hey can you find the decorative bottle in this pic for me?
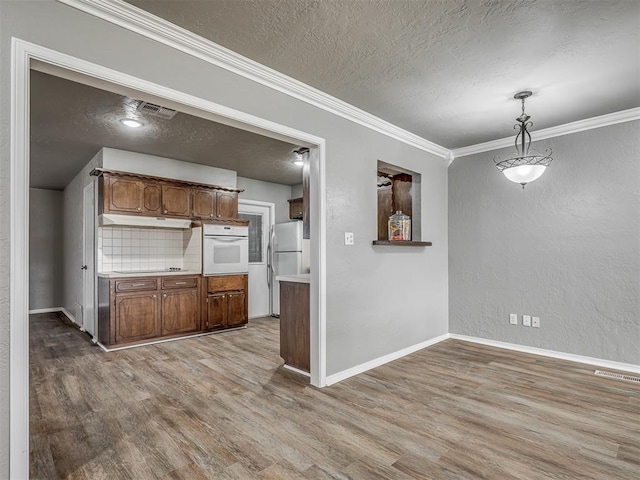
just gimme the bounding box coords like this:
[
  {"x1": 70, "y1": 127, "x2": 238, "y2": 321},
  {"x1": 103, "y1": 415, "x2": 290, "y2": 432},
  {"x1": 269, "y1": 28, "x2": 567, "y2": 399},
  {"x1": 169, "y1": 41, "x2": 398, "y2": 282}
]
[{"x1": 388, "y1": 210, "x2": 411, "y2": 241}]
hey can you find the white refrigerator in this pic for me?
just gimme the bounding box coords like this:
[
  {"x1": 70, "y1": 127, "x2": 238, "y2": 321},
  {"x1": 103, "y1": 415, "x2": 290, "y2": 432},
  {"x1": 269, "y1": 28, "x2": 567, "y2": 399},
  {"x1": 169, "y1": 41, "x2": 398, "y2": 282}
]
[{"x1": 271, "y1": 221, "x2": 307, "y2": 316}]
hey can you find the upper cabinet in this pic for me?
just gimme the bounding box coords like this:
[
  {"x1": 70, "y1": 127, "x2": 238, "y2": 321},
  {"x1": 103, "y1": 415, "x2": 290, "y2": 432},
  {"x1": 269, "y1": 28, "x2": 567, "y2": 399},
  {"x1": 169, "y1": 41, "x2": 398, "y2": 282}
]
[
  {"x1": 192, "y1": 188, "x2": 216, "y2": 219},
  {"x1": 192, "y1": 188, "x2": 238, "y2": 220},
  {"x1": 162, "y1": 185, "x2": 191, "y2": 218},
  {"x1": 104, "y1": 175, "x2": 163, "y2": 215},
  {"x1": 94, "y1": 169, "x2": 243, "y2": 221},
  {"x1": 288, "y1": 197, "x2": 303, "y2": 220}
]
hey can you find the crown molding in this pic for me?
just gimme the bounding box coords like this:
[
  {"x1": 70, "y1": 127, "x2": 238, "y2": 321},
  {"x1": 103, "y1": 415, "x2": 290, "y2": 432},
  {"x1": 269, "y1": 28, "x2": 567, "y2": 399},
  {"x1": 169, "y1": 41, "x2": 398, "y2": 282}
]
[
  {"x1": 57, "y1": 0, "x2": 450, "y2": 159},
  {"x1": 451, "y1": 107, "x2": 640, "y2": 160}
]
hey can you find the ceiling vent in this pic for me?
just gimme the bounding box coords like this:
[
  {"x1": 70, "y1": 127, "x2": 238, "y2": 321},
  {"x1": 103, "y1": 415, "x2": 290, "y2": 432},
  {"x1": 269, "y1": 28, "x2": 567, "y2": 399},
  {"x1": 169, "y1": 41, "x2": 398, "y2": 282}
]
[{"x1": 137, "y1": 101, "x2": 178, "y2": 119}]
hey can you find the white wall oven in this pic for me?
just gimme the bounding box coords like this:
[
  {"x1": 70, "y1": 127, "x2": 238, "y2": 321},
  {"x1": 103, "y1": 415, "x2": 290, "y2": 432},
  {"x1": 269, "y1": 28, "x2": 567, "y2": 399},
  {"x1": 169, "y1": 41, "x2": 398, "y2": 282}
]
[{"x1": 202, "y1": 224, "x2": 249, "y2": 275}]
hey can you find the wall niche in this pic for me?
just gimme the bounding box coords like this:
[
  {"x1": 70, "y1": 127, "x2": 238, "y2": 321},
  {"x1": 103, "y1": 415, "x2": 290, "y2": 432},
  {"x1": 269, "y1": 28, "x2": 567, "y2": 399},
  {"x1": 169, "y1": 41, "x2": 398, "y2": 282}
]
[{"x1": 376, "y1": 160, "x2": 427, "y2": 245}]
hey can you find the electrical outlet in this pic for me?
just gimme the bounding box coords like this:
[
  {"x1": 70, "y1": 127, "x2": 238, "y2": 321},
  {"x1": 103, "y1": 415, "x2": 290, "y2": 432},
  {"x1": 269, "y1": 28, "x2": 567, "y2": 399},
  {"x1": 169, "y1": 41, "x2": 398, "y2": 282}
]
[
  {"x1": 532, "y1": 316, "x2": 540, "y2": 328},
  {"x1": 509, "y1": 314, "x2": 518, "y2": 325},
  {"x1": 344, "y1": 232, "x2": 354, "y2": 245},
  {"x1": 523, "y1": 315, "x2": 531, "y2": 327}
]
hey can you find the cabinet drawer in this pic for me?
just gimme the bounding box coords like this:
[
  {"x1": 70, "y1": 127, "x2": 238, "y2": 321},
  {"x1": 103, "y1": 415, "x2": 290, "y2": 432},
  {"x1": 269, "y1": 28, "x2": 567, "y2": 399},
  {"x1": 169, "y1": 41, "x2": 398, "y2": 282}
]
[
  {"x1": 207, "y1": 274, "x2": 245, "y2": 292},
  {"x1": 162, "y1": 276, "x2": 199, "y2": 290},
  {"x1": 114, "y1": 279, "x2": 157, "y2": 292}
]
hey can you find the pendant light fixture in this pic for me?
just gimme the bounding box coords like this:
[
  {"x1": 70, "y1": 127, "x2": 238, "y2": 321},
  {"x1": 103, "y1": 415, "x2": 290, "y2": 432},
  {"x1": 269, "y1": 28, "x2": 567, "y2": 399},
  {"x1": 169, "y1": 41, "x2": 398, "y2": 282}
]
[{"x1": 495, "y1": 91, "x2": 552, "y2": 188}]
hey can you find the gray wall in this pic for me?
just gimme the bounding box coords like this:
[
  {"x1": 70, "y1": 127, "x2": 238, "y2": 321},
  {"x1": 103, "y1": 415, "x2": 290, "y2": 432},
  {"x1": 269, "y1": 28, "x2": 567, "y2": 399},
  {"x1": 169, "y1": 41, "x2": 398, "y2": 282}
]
[
  {"x1": 237, "y1": 176, "x2": 293, "y2": 224},
  {"x1": 449, "y1": 121, "x2": 640, "y2": 364},
  {"x1": 29, "y1": 188, "x2": 64, "y2": 310},
  {"x1": 0, "y1": 1, "x2": 449, "y2": 472}
]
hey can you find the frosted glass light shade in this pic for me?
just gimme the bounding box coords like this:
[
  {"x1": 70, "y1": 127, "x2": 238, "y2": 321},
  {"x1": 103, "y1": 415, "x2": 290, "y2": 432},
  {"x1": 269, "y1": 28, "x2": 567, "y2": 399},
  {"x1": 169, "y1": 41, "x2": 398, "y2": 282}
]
[{"x1": 503, "y1": 164, "x2": 546, "y2": 185}]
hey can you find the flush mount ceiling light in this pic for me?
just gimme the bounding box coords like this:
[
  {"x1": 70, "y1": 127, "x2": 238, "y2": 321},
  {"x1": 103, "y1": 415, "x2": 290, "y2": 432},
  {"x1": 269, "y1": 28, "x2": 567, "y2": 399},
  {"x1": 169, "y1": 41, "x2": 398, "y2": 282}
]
[
  {"x1": 293, "y1": 147, "x2": 309, "y2": 166},
  {"x1": 120, "y1": 118, "x2": 143, "y2": 128},
  {"x1": 495, "y1": 91, "x2": 553, "y2": 189}
]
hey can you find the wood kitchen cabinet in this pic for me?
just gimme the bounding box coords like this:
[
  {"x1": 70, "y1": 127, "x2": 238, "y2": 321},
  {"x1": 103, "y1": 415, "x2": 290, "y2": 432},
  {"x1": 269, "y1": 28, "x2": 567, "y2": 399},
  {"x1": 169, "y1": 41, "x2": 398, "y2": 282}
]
[
  {"x1": 204, "y1": 274, "x2": 248, "y2": 330},
  {"x1": 98, "y1": 275, "x2": 201, "y2": 347},
  {"x1": 279, "y1": 281, "x2": 310, "y2": 373},
  {"x1": 102, "y1": 175, "x2": 163, "y2": 215},
  {"x1": 94, "y1": 169, "x2": 243, "y2": 220},
  {"x1": 161, "y1": 185, "x2": 191, "y2": 217},
  {"x1": 114, "y1": 290, "x2": 161, "y2": 344},
  {"x1": 192, "y1": 188, "x2": 216, "y2": 219},
  {"x1": 288, "y1": 197, "x2": 303, "y2": 220},
  {"x1": 161, "y1": 276, "x2": 201, "y2": 335},
  {"x1": 215, "y1": 191, "x2": 238, "y2": 219}
]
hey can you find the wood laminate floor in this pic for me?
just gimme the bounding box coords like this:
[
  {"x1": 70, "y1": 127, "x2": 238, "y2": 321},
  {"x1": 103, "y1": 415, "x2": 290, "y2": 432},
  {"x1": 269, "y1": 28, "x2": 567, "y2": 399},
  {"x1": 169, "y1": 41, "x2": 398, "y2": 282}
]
[{"x1": 30, "y1": 312, "x2": 639, "y2": 479}]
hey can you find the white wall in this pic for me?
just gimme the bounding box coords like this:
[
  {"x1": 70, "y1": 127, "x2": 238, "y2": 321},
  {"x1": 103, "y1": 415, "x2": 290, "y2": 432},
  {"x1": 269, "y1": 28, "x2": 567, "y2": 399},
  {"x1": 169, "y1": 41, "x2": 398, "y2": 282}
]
[
  {"x1": 237, "y1": 176, "x2": 293, "y2": 224},
  {"x1": 0, "y1": 1, "x2": 449, "y2": 473},
  {"x1": 449, "y1": 121, "x2": 640, "y2": 364},
  {"x1": 29, "y1": 188, "x2": 63, "y2": 310},
  {"x1": 102, "y1": 147, "x2": 237, "y2": 187}
]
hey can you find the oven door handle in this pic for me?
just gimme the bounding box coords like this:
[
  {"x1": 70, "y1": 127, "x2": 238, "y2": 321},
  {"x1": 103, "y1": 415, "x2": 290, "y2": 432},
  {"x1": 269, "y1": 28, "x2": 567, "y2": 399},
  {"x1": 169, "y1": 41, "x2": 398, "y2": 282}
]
[{"x1": 205, "y1": 236, "x2": 246, "y2": 242}]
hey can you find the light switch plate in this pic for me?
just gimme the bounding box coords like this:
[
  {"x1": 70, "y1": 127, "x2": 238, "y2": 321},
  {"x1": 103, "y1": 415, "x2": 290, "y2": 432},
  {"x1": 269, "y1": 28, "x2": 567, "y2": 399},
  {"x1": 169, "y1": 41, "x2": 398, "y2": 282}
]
[
  {"x1": 532, "y1": 316, "x2": 540, "y2": 328},
  {"x1": 523, "y1": 315, "x2": 531, "y2": 327},
  {"x1": 509, "y1": 314, "x2": 518, "y2": 325},
  {"x1": 344, "y1": 232, "x2": 354, "y2": 245}
]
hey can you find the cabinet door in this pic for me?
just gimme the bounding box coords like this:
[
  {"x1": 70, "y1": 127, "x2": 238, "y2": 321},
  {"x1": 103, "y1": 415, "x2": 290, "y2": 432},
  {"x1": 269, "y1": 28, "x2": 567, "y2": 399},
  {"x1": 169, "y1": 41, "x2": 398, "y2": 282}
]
[
  {"x1": 161, "y1": 289, "x2": 200, "y2": 335},
  {"x1": 162, "y1": 185, "x2": 191, "y2": 217},
  {"x1": 226, "y1": 290, "x2": 247, "y2": 327},
  {"x1": 107, "y1": 177, "x2": 144, "y2": 214},
  {"x1": 288, "y1": 198, "x2": 303, "y2": 220},
  {"x1": 206, "y1": 292, "x2": 227, "y2": 330},
  {"x1": 192, "y1": 189, "x2": 216, "y2": 219},
  {"x1": 114, "y1": 292, "x2": 160, "y2": 343},
  {"x1": 216, "y1": 191, "x2": 238, "y2": 219},
  {"x1": 142, "y1": 183, "x2": 162, "y2": 215}
]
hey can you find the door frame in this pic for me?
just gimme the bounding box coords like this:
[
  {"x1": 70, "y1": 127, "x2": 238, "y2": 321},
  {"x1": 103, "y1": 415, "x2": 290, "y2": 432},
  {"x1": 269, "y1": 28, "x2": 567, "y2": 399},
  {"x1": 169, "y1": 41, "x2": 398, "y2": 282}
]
[
  {"x1": 10, "y1": 39, "x2": 327, "y2": 478},
  {"x1": 82, "y1": 181, "x2": 98, "y2": 340},
  {"x1": 238, "y1": 199, "x2": 276, "y2": 318}
]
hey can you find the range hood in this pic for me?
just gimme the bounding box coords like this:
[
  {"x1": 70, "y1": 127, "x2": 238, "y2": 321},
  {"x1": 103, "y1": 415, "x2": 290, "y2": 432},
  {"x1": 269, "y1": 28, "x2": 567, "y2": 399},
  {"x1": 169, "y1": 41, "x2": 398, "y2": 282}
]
[{"x1": 98, "y1": 214, "x2": 192, "y2": 229}]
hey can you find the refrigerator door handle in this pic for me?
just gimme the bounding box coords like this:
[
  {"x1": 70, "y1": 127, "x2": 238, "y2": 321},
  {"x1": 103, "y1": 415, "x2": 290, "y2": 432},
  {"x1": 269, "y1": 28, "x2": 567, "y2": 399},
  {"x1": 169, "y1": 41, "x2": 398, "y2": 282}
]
[{"x1": 266, "y1": 244, "x2": 271, "y2": 287}]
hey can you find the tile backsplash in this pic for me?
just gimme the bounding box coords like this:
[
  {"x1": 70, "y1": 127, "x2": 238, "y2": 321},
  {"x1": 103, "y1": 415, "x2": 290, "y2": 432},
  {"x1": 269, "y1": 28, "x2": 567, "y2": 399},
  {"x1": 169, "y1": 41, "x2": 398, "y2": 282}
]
[{"x1": 98, "y1": 227, "x2": 201, "y2": 273}]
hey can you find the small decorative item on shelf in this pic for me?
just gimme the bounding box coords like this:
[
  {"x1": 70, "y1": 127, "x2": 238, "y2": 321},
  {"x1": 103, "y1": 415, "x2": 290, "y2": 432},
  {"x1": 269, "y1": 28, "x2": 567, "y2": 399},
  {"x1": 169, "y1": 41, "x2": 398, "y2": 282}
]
[{"x1": 388, "y1": 210, "x2": 411, "y2": 241}]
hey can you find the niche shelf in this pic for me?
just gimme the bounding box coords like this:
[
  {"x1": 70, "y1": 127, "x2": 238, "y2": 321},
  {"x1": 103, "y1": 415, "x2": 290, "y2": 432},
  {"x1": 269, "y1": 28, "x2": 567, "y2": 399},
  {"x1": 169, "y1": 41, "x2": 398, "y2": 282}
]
[{"x1": 372, "y1": 240, "x2": 432, "y2": 247}]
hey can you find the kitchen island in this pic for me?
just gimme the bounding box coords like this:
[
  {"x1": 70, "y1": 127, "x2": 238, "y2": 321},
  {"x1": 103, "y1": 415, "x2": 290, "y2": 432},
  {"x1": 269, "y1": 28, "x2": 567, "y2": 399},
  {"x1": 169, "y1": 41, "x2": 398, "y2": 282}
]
[{"x1": 276, "y1": 274, "x2": 310, "y2": 375}]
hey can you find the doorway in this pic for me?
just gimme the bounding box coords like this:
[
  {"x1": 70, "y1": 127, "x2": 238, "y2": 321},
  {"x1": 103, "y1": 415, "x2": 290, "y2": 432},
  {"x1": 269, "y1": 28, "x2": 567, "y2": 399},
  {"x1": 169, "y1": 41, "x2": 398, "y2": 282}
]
[
  {"x1": 238, "y1": 200, "x2": 275, "y2": 318},
  {"x1": 11, "y1": 39, "x2": 327, "y2": 477}
]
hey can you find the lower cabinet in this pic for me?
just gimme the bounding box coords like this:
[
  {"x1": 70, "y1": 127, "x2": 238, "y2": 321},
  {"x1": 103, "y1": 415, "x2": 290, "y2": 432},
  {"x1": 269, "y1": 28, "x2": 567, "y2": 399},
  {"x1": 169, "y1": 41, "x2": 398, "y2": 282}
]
[
  {"x1": 161, "y1": 289, "x2": 200, "y2": 336},
  {"x1": 204, "y1": 274, "x2": 248, "y2": 330},
  {"x1": 99, "y1": 275, "x2": 200, "y2": 346},
  {"x1": 114, "y1": 291, "x2": 161, "y2": 344}
]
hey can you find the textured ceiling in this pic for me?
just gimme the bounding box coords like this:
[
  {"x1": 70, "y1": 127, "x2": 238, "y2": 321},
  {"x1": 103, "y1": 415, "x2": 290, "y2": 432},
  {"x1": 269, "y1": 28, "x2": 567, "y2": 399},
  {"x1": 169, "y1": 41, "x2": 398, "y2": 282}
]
[
  {"x1": 126, "y1": 0, "x2": 640, "y2": 149},
  {"x1": 30, "y1": 71, "x2": 301, "y2": 190}
]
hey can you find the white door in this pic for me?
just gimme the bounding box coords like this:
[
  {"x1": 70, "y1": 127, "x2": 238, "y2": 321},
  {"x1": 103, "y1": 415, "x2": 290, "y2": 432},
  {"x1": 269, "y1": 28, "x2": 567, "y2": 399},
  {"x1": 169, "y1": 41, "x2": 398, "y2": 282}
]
[
  {"x1": 82, "y1": 182, "x2": 96, "y2": 338},
  {"x1": 238, "y1": 200, "x2": 274, "y2": 318}
]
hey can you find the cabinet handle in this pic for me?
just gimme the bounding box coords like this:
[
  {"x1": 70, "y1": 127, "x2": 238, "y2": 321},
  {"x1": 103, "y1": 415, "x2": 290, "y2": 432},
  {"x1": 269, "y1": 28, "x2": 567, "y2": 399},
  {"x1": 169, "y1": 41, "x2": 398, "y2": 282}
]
[
  {"x1": 163, "y1": 294, "x2": 167, "y2": 298},
  {"x1": 174, "y1": 282, "x2": 187, "y2": 285},
  {"x1": 163, "y1": 210, "x2": 168, "y2": 214},
  {"x1": 136, "y1": 207, "x2": 141, "y2": 211},
  {"x1": 131, "y1": 283, "x2": 146, "y2": 286},
  {"x1": 152, "y1": 295, "x2": 157, "y2": 298}
]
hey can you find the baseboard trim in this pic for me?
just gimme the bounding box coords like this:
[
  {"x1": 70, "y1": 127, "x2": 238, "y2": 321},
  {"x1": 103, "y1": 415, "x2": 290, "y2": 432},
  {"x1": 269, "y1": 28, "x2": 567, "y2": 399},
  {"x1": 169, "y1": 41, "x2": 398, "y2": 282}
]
[
  {"x1": 449, "y1": 334, "x2": 640, "y2": 374},
  {"x1": 28, "y1": 306, "x2": 76, "y2": 324},
  {"x1": 28, "y1": 307, "x2": 63, "y2": 314},
  {"x1": 325, "y1": 333, "x2": 450, "y2": 386},
  {"x1": 282, "y1": 365, "x2": 311, "y2": 377}
]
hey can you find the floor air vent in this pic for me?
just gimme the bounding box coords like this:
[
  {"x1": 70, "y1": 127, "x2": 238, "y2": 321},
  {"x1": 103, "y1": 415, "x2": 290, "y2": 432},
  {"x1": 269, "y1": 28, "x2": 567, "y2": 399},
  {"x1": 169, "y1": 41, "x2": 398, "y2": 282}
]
[
  {"x1": 137, "y1": 101, "x2": 178, "y2": 119},
  {"x1": 594, "y1": 370, "x2": 640, "y2": 384}
]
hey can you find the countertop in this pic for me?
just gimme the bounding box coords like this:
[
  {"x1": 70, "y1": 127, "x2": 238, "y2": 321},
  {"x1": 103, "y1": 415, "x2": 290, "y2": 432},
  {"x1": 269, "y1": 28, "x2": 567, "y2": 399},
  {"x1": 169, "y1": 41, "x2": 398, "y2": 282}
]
[
  {"x1": 98, "y1": 270, "x2": 201, "y2": 278},
  {"x1": 276, "y1": 274, "x2": 310, "y2": 284}
]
